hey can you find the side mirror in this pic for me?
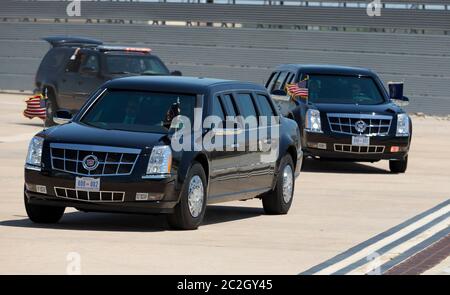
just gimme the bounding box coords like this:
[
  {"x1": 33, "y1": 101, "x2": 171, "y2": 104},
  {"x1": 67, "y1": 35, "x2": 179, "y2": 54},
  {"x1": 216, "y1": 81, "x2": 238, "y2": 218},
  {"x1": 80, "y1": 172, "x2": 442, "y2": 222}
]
[
  {"x1": 271, "y1": 89, "x2": 290, "y2": 102},
  {"x1": 170, "y1": 70, "x2": 182, "y2": 76},
  {"x1": 53, "y1": 110, "x2": 72, "y2": 125},
  {"x1": 388, "y1": 82, "x2": 409, "y2": 107},
  {"x1": 80, "y1": 66, "x2": 98, "y2": 75}
]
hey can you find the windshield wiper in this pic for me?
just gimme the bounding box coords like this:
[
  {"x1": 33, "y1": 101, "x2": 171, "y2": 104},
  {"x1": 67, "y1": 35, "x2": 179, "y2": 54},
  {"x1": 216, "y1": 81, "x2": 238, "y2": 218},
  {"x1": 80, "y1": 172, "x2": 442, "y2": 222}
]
[{"x1": 109, "y1": 71, "x2": 133, "y2": 75}]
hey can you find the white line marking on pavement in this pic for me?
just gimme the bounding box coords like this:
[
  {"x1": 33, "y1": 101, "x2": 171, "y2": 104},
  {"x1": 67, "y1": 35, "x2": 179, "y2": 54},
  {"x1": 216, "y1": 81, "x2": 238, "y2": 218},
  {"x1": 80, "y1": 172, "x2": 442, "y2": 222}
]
[
  {"x1": 350, "y1": 218, "x2": 450, "y2": 274},
  {"x1": 0, "y1": 132, "x2": 37, "y2": 143},
  {"x1": 315, "y1": 204, "x2": 450, "y2": 275}
]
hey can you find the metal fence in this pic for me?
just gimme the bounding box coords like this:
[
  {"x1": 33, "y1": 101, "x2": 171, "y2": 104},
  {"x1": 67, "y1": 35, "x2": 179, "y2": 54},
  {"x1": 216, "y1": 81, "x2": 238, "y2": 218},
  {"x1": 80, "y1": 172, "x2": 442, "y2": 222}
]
[{"x1": 0, "y1": 0, "x2": 449, "y2": 114}]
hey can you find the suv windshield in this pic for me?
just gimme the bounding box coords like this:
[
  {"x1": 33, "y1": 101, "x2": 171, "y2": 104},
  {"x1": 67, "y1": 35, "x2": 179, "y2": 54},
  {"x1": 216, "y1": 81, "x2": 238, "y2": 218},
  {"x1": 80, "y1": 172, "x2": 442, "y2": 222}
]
[
  {"x1": 80, "y1": 90, "x2": 196, "y2": 133},
  {"x1": 306, "y1": 74, "x2": 385, "y2": 105},
  {"x1": 105, "y1": 55, "x2": 170, "y2": 75}
]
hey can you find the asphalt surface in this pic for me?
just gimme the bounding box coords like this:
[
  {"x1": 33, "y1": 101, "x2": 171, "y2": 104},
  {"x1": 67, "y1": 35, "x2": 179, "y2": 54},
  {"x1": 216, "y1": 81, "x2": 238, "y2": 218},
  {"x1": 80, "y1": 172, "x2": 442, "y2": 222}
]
[{"x1": 0, "y1": 93, "x2": 448, "y2": 274}]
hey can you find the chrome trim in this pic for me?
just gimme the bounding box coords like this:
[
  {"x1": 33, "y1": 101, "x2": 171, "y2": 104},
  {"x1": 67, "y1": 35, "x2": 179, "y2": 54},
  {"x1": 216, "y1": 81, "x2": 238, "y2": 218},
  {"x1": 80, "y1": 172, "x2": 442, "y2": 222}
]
[
  {"x1": 54, "y1": 187, "x2": 125, "y2": 203},
  {"x1": 327, "y1": 113, "x2": 392, "y2": 137},
  {"x1": 50, "y1": 143, "x2": 141, "y2": 154},
  {"x1": 334, "y1": 144, "x2": 385, "y2": 154},
  {"x1": 142, "y1": 174, "x2": 171, "y2": 179},
  {"x1": 50, "y1": 143, "x2": 141, "y2": 176},
  {"x1": 25, "y1": 164, "x2": 41, "y2": 171}
]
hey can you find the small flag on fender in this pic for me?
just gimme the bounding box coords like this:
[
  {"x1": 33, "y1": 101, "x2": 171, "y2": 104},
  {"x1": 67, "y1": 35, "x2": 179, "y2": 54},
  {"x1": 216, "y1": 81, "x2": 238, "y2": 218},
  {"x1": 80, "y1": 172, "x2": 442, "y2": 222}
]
[
  {"x1": 286, "y1": 76, "x2": 309, "y2": 100},
  {"x1": 23, "y1": 94, "x2": 46, "y2": 120}
]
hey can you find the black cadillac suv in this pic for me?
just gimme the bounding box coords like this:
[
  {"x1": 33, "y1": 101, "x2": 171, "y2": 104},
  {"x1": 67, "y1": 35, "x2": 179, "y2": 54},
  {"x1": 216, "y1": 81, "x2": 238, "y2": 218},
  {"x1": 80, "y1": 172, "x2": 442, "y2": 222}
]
[
  {"x1": 24, "y1": 76, "x2": 302, "y2": 230},
  {"x1": 35, "y1": 36, "x2": 178, "y2": 126},
  {"x1": 266, "y1": 65, "x2": 412, "y2": 173}
]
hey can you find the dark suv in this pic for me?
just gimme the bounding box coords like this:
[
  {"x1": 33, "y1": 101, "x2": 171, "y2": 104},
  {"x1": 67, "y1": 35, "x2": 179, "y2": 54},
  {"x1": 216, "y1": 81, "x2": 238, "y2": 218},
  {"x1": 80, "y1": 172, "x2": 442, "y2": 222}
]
[
  {"x1": 35, "y1": 36, "x2": 177, "y2": 126},
  {"x1": 266, "y1": 64, "x2": 412, "y2": 173},
  {"x1": 24, "y1": 76, "x2": 302, "y2": 230}
]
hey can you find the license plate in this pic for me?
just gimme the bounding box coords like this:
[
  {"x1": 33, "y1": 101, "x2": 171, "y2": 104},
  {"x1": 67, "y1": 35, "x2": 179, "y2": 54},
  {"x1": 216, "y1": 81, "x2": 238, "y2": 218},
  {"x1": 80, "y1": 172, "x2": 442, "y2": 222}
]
[
  {"x1": 352, "y1": 136, "x2": 370, "y2": 146},
  {"x1": 75, "y1": 177, "x2": 100, "y2": 191}
]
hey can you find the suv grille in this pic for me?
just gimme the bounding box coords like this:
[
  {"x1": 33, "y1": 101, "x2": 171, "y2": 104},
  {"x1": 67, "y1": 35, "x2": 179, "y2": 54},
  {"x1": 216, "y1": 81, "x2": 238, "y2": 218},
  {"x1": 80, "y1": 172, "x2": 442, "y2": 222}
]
[
  {"x1": 327, "y1": 113, "x2": 392, "y2": 136},
  {"x1": 334, "y1": 144, "x2": 385, "y2": 154},
  {"x1": 50, "y1": 143, "x2": 140, "y2": 176},
  {"x1": 54, "y1": 187, "x2": 124, "y2": 202}
]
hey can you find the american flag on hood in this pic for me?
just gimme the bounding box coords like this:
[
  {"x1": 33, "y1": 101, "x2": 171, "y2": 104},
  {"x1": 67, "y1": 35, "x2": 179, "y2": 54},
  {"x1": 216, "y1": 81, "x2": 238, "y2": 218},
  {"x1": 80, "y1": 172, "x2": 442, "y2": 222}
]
[{"x1": 286, "y1": 77, "x2": 309, "y2": 99}]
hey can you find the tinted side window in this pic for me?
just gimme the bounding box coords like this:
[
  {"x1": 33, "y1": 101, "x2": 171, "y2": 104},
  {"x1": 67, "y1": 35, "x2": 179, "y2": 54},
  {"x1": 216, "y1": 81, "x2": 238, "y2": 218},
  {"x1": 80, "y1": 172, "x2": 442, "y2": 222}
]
[
  {"x1": 81, "y1": 54, "x2": 99, "y2": 72},
  {"x1": 65, "y1": 49, "x2": 82, "y2": 73},
  {"x1": 256, "y1": 94, "x2": 276, "y2": 126},
  {"x1": 256, "y1": 94, "x2": 275, "y2": 117},
  {"x1": 221, "y1": 94, "x2": 237, "y2": 117},
  {"x1": 40, "y1": 48, "x2": 67, "y2": 70},
  {"x1": 272, "y1": 71, "x2": 289, "y2": 92},
  {"x1": 234, "y1": 93, "x2": 257, "y2": 118},
  {"x1": 211, "y1": 96, "x2": 225, "y2": 122},
  {"x1": 266, "y1": 72, "x2": 279, "y2": 90}
]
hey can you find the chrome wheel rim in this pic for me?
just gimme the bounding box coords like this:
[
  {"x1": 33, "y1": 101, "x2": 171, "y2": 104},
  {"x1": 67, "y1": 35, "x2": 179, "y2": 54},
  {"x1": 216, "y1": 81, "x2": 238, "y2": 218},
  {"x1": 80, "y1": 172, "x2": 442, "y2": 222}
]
[
  {"x1": 282, "y1": 165, "x2": 293, "y2": 203},
  {"x1": 187, "y1": 175, "x2": 204, "y2": 218}
]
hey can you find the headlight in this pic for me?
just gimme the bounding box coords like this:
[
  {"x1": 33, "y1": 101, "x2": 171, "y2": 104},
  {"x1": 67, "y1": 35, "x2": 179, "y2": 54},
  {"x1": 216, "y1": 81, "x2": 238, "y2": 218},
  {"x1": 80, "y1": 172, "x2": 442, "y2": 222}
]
[
  {"x1": 396, "y1": 113, "x2": 410, "y2": 137},
  {"x1": 26, "y1": 136, "x2": 44, "y2": 169},
  {"x1": 305, "y1": 109, "x2": 322, "y2": 133},
  {"x1": 146, "y1": 146, "x2": 172, "y2": 175}
]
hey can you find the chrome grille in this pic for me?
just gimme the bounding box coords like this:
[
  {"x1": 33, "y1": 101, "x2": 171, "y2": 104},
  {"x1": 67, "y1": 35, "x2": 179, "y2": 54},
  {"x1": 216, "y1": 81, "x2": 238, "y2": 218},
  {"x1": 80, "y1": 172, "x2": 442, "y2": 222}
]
[
  {"x1": 334, "y1": 144, "x2": 385, "y2": 154},
  {"x1": 327, "y1": 113, "x2": 392, "y2": 136},
  {"x1": 54, "y1": 187, "x2": 124, "y2": 202},
  {"x1": 50, "y1": 143, "x2": 140, "y2": 176}
]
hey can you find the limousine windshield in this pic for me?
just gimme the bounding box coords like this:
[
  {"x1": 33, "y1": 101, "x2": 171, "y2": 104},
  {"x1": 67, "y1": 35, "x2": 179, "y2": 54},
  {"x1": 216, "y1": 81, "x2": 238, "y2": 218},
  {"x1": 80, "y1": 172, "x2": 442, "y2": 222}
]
[
  {"x1": 80, "y1": 90, "x2": 196, "y2": 133},
  {"x1": 306, "y1": 74, "x2": 385, "y2": 105}
]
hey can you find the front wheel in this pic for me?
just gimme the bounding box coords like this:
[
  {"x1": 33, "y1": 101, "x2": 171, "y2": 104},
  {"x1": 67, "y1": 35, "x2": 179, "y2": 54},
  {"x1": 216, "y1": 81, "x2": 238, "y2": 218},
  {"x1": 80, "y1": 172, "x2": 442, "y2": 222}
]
[
  {"x1": 24, "y1": 193, "x2": 65, "y2": 223},
  {"x1": 389, "y1": 156, "x2": 408, "y2": 173},
  {"x1": 262, "y1": 155, "x2": 295, "y2": 215},
  {"x1": 167, "y1": 162, "x2": 207, "y2": 230}
]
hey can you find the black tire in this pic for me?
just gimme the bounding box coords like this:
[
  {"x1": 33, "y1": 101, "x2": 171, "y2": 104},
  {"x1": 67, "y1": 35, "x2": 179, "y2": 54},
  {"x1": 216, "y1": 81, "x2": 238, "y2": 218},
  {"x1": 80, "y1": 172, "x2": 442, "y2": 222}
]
[
  {"x1": 389, "y1": 156, "x2": 408, "y2": 173},
  {"x1": 167, "y1": 162, "x2": 207, "y2": 230},
  {"x1": 44, "y1": 89, "x2": 57, "y2": 127},
  {"x1": 24, "y1": 193, "x2": 65, "y2": 223},
  {"x1": 262, "y1": 155, "x2": 295, "y2": 215}
]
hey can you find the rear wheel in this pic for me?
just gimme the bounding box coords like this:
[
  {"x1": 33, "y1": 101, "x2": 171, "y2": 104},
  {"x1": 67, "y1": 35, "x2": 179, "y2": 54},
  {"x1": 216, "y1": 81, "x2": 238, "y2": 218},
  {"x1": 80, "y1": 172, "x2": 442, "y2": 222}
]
[
  {"x1": 167, "y1": 162, "x2": 207, "y2": 230},
  {"x1": 262, "y1": 155, "x2": 295, "y2": 214},
  {"x1": 24, "y1": 193, "x2": 65, "y2": 223},
  {"x1": 389, "y1": 156, "x2": 408, "y2": 173}
]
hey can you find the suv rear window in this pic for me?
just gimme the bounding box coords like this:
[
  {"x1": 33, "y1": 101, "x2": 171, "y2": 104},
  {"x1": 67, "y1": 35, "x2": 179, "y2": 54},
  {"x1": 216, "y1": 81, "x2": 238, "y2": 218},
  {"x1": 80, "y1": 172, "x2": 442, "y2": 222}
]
[
  {"x1": 307, "y1": 74, "x2": 385, "y2": 105},
  {"x1": 40, "y1": 48, "x2": 67, "y2": 70},
  {"x1": 105, "y1": 55, "x2": 169, "y2": 75},
  {"x1": 80, "y1": 90, "x2": 196, "y2": 133}
]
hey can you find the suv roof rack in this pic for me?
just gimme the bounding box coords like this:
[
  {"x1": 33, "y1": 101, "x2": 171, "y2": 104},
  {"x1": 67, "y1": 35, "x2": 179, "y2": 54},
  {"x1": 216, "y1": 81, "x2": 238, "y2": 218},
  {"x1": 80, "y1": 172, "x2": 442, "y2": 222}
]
[{"x1": 43, "y1": 36, "x2": 103, "y2": 48}]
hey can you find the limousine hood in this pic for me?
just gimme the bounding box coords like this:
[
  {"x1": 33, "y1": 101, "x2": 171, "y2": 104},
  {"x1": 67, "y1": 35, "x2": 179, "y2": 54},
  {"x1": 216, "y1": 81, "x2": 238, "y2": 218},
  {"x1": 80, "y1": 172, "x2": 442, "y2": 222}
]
[
  {"x1": 43, "y1": 122, "x2": 170, "y2": 152},
  {"x1": 313, "y1": 102, "x2": 403, "y2": 116}
]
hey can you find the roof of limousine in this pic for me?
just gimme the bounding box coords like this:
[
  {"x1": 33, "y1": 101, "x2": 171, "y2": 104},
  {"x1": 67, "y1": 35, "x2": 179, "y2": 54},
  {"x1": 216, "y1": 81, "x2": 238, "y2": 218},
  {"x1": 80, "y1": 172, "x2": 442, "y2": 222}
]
[
  {"x1": 274, "y1": 64, "x2": 376, "y2": 76},
  {"x1": 104, "y1": 76, "x2": 266, "y2": 94}
]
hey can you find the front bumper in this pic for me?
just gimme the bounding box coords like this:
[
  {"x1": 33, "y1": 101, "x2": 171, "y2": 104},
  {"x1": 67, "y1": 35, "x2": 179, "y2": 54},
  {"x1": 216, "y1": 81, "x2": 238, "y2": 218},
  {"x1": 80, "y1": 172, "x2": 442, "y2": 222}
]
[
  {"x1": 303, "y1": 131, "x2": 410, "y2": 161},
  {"x1": 25, "y1": 169, "x2": 179, "y2": 214}
]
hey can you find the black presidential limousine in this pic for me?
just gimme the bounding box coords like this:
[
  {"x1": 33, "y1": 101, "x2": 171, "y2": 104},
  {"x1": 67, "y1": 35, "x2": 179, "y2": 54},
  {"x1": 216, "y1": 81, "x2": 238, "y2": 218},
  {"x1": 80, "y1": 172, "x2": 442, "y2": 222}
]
[
  {"x1": 266, "y1": 65, "x2": 412, "y2": 173},
  {"x1": 24, "y1": 76, "x2": 301, "y2": 230}
]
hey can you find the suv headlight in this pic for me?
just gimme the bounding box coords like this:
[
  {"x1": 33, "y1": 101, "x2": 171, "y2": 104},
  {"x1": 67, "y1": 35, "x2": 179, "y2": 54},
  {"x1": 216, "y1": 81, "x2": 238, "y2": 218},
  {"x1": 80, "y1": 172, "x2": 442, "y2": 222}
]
[
  {"x1": 396, "y1": 113, "x2": 410, "y2": 137},
  {"x1": 146, "y1": 146, "x2": 172, "y2": 175},
  {"x1": 26, "y1": 136, "x2": 44, "y2": 169},
  {"x1": 305, "y1": 109, "x2": 322, "y2": 133}
]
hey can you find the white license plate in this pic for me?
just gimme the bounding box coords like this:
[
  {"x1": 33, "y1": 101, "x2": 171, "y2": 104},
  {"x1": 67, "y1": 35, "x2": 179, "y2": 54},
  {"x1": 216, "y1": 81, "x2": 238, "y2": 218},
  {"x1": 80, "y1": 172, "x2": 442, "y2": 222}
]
[
  {"x1": 352, "y1": 136, "x2": 370, "y2": 146},
  {"x1": 75, "y1": 177, "x2": 100, "y2": 191}
]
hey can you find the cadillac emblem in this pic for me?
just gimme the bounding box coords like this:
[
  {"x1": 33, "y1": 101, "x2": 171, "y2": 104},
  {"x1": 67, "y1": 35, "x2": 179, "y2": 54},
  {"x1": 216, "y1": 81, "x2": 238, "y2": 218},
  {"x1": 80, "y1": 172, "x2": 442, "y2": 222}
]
[
  {"x1": 354, "y1": 120, "x2": 367, "y2": 133},
  {"x1": 82, "y1": 155, "x2": 99, "y2": 171}
]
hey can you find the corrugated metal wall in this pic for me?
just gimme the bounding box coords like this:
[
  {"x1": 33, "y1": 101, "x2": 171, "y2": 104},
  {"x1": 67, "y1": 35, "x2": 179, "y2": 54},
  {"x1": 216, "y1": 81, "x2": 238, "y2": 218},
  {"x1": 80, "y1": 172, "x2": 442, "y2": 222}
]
[{"x1": 0, "y1": 0, "x2": 449, "y2": 114}]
